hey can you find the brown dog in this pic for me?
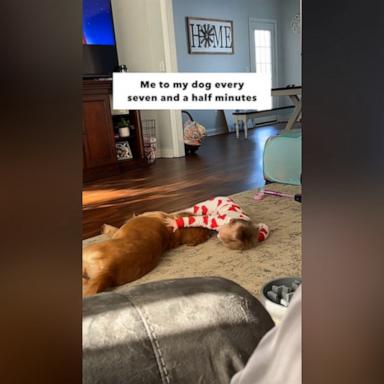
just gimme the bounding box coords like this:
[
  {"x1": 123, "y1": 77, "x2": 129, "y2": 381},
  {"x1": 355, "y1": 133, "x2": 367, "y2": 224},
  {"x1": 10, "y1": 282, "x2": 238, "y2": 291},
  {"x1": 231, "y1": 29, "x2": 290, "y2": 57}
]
[{"x1": 83, "y1": 211, "x2": 211, "y2": 297}]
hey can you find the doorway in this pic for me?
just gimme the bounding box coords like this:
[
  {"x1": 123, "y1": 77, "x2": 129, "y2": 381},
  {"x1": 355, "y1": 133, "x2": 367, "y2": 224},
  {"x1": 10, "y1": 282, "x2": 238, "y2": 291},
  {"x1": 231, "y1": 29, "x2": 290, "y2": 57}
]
[{"x1": 249, "y1": 18, "x2": 278, "y2": 110}]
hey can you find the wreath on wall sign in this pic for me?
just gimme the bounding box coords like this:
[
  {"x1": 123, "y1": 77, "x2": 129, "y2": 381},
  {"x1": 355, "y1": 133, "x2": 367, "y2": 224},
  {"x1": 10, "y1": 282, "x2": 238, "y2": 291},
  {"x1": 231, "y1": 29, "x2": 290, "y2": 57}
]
[{"x1": 290, "y1": 14, "x2": 301, "y2": 34}]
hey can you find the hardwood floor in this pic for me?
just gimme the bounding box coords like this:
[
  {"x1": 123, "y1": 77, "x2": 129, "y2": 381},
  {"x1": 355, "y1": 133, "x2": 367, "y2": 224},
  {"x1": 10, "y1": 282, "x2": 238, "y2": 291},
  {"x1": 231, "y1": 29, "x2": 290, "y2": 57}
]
[{"x1": 83, "y1": 123, "x2": 284, "y2": 239}]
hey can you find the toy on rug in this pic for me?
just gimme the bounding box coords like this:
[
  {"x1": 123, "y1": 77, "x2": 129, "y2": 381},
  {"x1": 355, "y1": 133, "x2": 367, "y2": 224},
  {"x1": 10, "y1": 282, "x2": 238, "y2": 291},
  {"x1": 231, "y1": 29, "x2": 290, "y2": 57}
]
[
  {"x1": 164, "y1": 196, "x2": 269, "y2": 250},
  {"x1": 254, "y1": 189, "x2": 302, "y2": 203},
  {"x1": 265, "y1": 279, "x2": 301, "y2": 307}
]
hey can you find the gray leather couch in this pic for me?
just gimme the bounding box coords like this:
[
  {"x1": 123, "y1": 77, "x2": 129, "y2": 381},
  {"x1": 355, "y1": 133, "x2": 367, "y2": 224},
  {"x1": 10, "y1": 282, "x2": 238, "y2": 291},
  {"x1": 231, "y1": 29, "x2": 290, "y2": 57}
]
[{"x1": 83, "y1": 276, "x2": 274, "y2": 384}]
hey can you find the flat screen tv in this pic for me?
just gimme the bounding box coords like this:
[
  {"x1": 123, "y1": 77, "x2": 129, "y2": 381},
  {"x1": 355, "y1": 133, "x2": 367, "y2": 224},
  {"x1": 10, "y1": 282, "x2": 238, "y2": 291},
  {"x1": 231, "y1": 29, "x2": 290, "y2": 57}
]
[{"x1": 83, "y1": 0, "x2": 119, "y2": 79}]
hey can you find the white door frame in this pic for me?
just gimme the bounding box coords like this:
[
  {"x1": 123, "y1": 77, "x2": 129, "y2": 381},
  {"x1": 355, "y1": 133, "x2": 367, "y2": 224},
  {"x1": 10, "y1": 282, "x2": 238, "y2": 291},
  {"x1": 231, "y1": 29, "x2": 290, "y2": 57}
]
[
  {"x1": 159, "y1": 0, "x2": 185, "y2": 157},
  {"x1": 249, "y1": 18, "x2": 279, "y2": 107},
  {"x1": 112, "y1": 0, "x2": 185, "y2": 158}
]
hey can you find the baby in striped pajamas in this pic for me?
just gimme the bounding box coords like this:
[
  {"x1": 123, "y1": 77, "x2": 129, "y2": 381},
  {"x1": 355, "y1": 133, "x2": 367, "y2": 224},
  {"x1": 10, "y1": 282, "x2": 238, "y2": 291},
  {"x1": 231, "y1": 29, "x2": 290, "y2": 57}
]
[{"x1": 165, "y1": 196, "x2": 269, "y2": 250}]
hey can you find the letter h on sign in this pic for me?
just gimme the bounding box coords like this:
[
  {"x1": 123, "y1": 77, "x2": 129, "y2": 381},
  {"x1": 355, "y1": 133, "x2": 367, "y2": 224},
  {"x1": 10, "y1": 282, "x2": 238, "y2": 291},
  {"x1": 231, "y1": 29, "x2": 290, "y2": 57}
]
[{"x1": 186, "y1": 17, "x2": 234, "y2": 54}]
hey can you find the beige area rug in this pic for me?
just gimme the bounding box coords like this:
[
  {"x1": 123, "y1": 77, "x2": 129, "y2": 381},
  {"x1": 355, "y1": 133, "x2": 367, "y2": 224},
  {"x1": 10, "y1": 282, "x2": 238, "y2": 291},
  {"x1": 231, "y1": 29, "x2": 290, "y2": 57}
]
[{"x1": 83, "y1": 183, "x2": 301, "y2": 300}]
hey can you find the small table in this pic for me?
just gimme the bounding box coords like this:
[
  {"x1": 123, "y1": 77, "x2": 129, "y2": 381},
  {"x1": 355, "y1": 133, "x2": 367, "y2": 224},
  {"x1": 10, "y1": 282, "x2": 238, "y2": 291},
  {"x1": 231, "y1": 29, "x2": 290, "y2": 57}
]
[
  {"x1": 271, "y1": 86, "x2": 302, "y2": 131},
  {"x1": 232, "y1": 106, "x2": 294, "y2": 139}
]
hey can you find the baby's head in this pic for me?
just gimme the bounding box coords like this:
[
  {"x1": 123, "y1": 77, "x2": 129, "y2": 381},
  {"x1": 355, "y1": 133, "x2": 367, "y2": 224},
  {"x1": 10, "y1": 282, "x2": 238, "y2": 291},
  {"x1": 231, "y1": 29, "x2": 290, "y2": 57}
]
[{"x1": 217, "y1": 219, "x2": 259, "y2": 250}]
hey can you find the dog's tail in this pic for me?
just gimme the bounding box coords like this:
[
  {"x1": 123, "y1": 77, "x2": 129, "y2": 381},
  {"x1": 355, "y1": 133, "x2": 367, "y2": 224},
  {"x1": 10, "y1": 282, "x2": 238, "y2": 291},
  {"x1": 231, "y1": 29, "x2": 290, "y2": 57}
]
[{"x1": 83, "y1": 272, "x2": 114, "y2": 297}]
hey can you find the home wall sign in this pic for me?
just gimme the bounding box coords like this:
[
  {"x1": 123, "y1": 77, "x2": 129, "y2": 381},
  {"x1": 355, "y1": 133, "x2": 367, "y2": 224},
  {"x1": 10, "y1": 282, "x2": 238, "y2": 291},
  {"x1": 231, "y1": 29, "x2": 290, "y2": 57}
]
[{"x1": 186, "y1": 17, "x2": 234, "y2": 54}]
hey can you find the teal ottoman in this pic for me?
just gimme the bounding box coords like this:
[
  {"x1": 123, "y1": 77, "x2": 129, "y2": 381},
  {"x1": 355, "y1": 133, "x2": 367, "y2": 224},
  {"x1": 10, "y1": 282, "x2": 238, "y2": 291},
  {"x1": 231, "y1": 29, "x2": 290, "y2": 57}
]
[{"x1": 263, "y1": 129, "x2": 302, "y2": 185}]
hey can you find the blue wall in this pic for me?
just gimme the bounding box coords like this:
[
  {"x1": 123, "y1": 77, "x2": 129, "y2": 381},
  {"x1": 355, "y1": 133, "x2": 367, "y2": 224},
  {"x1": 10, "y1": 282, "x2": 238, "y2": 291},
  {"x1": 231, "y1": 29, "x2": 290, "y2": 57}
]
[
  {"x1": 173, "y1": 0, "x2": 301, "y2": 134},
  {"x1": 280, "y1": 0, "x2": 302, "y2": 89}
]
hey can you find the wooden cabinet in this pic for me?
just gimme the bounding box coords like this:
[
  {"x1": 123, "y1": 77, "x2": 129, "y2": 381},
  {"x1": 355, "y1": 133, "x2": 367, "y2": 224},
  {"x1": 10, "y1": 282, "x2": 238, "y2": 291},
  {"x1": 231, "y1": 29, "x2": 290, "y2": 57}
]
[
  {"x1": 83, "y1": 94, "x2": 117, "y2": 168},
  {"x1": 82, "y1": 79, "x2": 144, "y2": 181}
]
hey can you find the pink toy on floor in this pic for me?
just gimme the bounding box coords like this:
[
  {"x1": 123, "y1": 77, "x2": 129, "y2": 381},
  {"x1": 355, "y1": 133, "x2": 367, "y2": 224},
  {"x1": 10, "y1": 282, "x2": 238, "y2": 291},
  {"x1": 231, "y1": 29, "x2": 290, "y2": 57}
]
[{"x1": 254, "y1": 189, "x2": 302, "y2": 203}]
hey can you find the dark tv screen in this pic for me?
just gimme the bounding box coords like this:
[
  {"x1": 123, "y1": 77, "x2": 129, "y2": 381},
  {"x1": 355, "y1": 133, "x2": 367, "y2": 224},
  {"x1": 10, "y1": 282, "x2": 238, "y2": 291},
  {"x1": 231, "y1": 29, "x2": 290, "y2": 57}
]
[{"x1": 82, "y1": 0, "x2": 119, "y2": 78}]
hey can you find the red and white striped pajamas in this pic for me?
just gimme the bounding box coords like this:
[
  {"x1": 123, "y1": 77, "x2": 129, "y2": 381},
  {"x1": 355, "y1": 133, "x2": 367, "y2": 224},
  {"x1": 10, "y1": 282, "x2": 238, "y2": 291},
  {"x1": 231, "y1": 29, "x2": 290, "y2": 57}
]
[{"x1": 175, "y1": 196, "x2": 269, "y2": 241}]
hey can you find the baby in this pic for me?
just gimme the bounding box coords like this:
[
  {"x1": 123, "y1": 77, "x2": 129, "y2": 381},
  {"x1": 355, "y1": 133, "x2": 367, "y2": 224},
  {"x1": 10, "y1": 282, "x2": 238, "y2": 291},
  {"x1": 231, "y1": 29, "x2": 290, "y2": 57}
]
[{"x1": 165, "y1": 196, "x2": 269, "y2": 250}]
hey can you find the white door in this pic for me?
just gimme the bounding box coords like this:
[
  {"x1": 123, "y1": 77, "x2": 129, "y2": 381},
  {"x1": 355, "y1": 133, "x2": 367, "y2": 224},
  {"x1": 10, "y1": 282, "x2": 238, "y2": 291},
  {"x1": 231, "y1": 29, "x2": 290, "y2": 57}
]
[{"x1": 249, "y1": 19, "x2": 278, "y2": 111}]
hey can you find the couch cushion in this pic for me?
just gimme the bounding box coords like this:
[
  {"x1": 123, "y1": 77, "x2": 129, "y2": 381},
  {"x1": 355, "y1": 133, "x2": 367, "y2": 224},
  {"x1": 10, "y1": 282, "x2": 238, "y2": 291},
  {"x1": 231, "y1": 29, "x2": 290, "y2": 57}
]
[{"x1": 83, "y1": 276, "x2": 274, "y2": 384}]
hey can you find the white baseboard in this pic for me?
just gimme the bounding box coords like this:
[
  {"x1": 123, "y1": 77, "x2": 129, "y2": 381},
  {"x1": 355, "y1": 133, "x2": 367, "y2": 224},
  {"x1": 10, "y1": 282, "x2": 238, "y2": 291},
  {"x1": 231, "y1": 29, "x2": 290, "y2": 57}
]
[
  {"x1": 156, "y1": 148, "x2": 177, "y2": 158},
  {"x1": 250, "y1": 115, "x2": 278, "y2": 126},
  {"x1": 277, "y1": 113, "x2": 292, "y2": 122}
]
